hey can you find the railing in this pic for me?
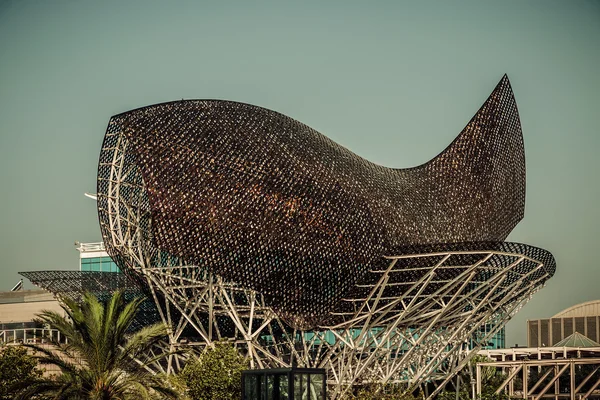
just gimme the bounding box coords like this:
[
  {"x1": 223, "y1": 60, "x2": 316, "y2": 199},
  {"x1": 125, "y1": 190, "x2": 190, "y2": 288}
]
[
  {"x1": 0, "y1": 328, "x2": 66, "y2": 344},
  {"x1": 75, "y1": 242, "x2": 106, "y2": 253},
  {"x1": 1, "y1": 328, "x2": 80, "y2": 375}
]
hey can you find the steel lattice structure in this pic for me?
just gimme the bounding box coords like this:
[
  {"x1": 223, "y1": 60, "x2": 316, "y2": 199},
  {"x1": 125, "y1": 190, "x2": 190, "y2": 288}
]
[
  {"x1": 18, "y1": 271, "x2": 161, "y2": 332},
  {"x1": 21, "y1": 75, "x2": 555, "y2": 398},
  {"x1": 21, "y1": 247, "x2": 553, "y2": 398}
]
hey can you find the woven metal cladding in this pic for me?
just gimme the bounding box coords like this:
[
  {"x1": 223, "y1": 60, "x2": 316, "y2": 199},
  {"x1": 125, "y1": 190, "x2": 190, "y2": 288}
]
[
  {"x1": 331, "y1": 241, "x2": 556, "y2": 327},
  {"x1": 98, "y1": 75, "x2": 528, "y2": 329},
  {"x1": 19, "y1": 271, "x2": 161, "y2": 332}
]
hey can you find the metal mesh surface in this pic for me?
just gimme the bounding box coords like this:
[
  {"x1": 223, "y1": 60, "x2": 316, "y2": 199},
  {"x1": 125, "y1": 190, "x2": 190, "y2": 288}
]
[
  {"x1": 339, "y1": 241, "x2": 555, "y2": 321},
  {"x1": 19, "y1": 271, "x2": 161, "y2": 331},
  {"x1": 97, "y1": 75, "x2": 543, "y2": 328}
]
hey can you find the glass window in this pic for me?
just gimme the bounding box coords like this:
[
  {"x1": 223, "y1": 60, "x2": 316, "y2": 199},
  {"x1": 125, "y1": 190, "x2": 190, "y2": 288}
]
[
  {"x1": 244, "y1": 375, "x2": 259, "y2": 400},
  {"x1": 80, "y1": 257, "x2": 123, "y2": 273},
  {"x1": 294, "y1": 374, "x2": 303, "y2": 400},
  {"x1": 304, "y1": 374, "x2": 312, "y2": 400},
  {"x1": 267, "y1": 375, "x2": 274, "y2": 400},
  {"x1": 279, "y1": 375, "x2": 288, "y2": 399},
  {"x1": 310, "y1": 374, "x2": 324, "y2": 400}
]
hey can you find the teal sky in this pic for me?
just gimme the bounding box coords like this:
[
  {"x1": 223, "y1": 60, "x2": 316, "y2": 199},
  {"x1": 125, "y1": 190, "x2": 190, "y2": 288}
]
[{"x1": 0, "y1": 0, "x2": 598, "y2": 345}]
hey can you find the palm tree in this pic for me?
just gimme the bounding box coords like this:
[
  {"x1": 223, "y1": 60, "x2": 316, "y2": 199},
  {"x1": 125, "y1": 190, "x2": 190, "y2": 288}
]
[{"x1": 16, "y1": 290, "x2": 179, "y2": 400}]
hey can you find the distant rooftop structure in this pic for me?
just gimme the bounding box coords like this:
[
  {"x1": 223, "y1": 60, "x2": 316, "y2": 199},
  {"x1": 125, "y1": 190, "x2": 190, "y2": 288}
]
[
  {"x1": 75, "y1": 241, "x2": 106, "y2": 253},
  {"x1": 2, "y1": 241, "x2": 121, "y2": 346},
  {"x1": 478, "y1": 336, "x2": 600, "y2": 399},
  {"x1": 554, "y1": 331, "x2": 600, "y2": 348},
  {"x1": 528, "y1": 300, "x2": 600, "y2": 347},
  {"x1": 74, "y1": 242, "x2": 120, "y2": 273},
  {"x1": 11, "y1": 279, "x2": 23, "y2": 291},
  {"x1": 0, "y1": 289, "x2": 54, "y2": 305},
  {"x1": 0, "y1": 289, "x2": 64, "y2": 344},
  {"x1": 553, "y1": 299, "x2": 600, "y2": 318}
]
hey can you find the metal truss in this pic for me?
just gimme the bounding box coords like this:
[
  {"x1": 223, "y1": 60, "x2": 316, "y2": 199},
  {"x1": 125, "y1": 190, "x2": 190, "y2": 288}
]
[
  {"x1": 21, "y1": 248, "x2": 551, "y2": 399},
  {"x1": 77, "y1": 248, "x2": 550, "y2": 398},
  {"x1": 317, "y1": 250, "x2": 549, "y2": 399},
  {"x1": 477, "y1": 357, "x2": 600, "y2": 400}
]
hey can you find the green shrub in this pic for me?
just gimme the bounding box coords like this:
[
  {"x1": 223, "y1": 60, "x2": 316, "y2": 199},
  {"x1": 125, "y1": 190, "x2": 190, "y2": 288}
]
[
  {"x1": 0, "y1": 345, "x2": 42, "y2": 399},
  {"x1": 344, "y1": 383, "x2": 418, "y2": 400},
  {"x1": 180, "y1": 341, "x2": 249, "y2": 400}
]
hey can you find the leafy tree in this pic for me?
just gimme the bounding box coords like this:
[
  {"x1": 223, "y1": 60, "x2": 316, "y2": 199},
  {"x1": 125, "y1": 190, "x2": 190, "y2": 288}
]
[
  {"x1": 436, "y1": 390, "x2": 470, "y2": 400},
  {"x1": 180, "y1": 341, "x2": 249, "y2": 400},
  {"x1": 0, "y1": 344, "x2": 43, "y2": 399},
  {"x1": 344, "y1": 383, "x2": 417, "y2": 400},
  {"x1": 437, "y1": 387, "x2": 508, "y2": 400},
  {"x1": 14, "y1": 290, "x2": 178, "y2": 399},
  {"x1": 436, "y1": 355, "x2": 509, "y2": 400}
]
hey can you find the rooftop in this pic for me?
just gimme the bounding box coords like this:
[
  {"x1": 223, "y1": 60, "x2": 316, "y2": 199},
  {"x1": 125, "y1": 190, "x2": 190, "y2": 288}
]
[
  {"x1": 75, "y1": 242, "x2": 106, "y2": 253},
  {"x1": 552, "y1": 299, "x2": 600, "y2": 318},
  {"x1": 0, "y1": 289, "x2": 54, "y2": 304},
  {"x1": 554, "y1": 332, "x2": 600, "y2": 348}
]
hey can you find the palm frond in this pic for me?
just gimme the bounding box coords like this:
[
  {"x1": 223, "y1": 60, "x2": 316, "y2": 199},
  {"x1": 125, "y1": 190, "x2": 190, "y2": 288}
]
[
  {"x1": 14, "y1": 376, "x2": 73, "y2": 400},
  {"x1": 26, "y1": 290, "x2": 178, "y2": 399},
  {"x1": 118, "y1": 323, "x2": 168, "y2": 362},
  {"x1": 113, "y1": 296, "x2": 144, "y2": 343},
  {"x1": 23, "y1": 343, "x2": 80, "y2": 375}
]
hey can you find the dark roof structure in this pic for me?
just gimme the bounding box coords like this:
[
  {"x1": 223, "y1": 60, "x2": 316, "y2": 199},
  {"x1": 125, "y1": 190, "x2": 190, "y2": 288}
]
[
  {"x1": 19, "y1": 271, "x2": 161, "y2": 331},
  {"x1": 95, "y1": 75, "x2": 554, "y2": 328}
]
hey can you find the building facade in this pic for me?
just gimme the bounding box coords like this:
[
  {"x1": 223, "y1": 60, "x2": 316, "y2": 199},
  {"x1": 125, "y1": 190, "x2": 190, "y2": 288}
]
[
  {"x1": 0, "y1": 242, "x2": 116, "y2": 344},
  {"x1": 0, "y1": 289, "x2": 63, "y2": 343},
  {"x1": 77, "y1": 242, "x2": 120, "y2": 273},
  {"x1": 528, "y1": 300, "x2": 600, "y2": 347}
]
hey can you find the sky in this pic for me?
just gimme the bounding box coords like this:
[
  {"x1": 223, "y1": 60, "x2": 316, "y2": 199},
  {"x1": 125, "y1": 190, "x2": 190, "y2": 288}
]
[{"x1": 0, "y1": 0, "x2": 598, "y2": 345}]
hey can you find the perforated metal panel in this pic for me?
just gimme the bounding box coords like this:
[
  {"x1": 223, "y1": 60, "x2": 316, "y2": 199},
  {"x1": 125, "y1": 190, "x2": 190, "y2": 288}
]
[
  {"x1": 540, "y1": 319, "x2": 549, "y2": 347},
  {"x1": 529, "y1": 320, "x2": 539, "y2": 347},
  {"x1": 553, "y1": 319, "x2": 562, "y2": 345},
  {"x1": 587, "y1": 317, "x2": 597, "y2": 342},
  {"x1": 564, "y1": 318, "x2": 574, "y2": 337},
  {"x1": 19, "y1": 271, "x2": 160, "y2": 332},
  {"x1": 576, "y1": 316, "x2": 585, "y2": 335}
]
